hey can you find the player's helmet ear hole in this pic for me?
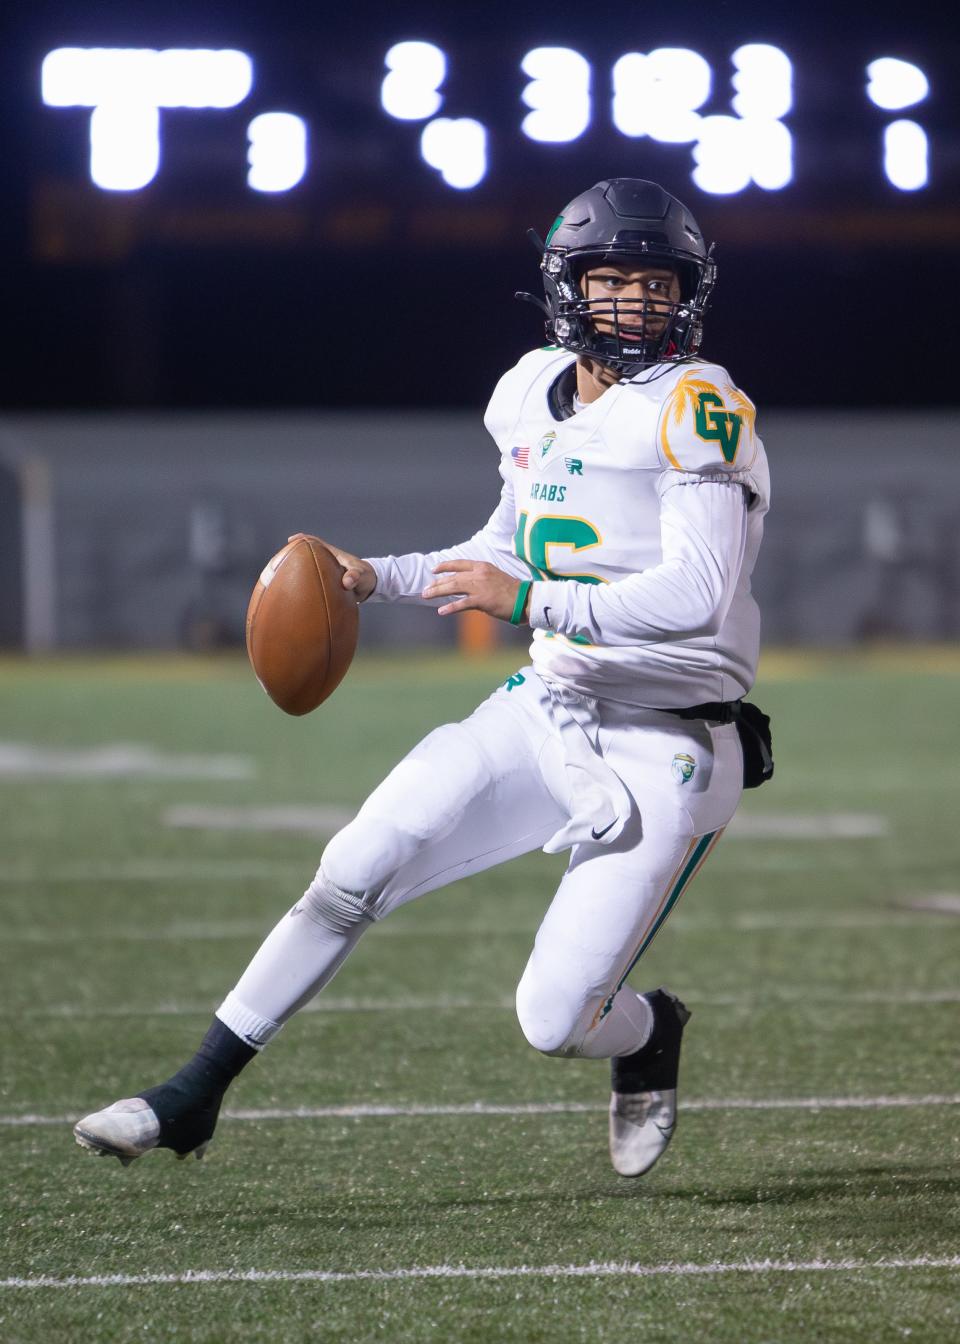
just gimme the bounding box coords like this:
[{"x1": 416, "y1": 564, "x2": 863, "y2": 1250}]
[{"x1": 525, "y1": 178, "x2": 715, "y2": 377}]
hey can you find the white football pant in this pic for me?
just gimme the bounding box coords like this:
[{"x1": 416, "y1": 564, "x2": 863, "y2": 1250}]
[{"x1": 218, "y1": 668, "x2": 742, "y2": 1060}]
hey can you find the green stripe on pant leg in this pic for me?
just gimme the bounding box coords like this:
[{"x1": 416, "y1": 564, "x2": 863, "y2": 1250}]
[
  {"x1": 601, "y1": 830, "x2": 718, "y2": 1018},
  {"x1": 635, "y1": 829, "x2": 717, "y2": 964}
]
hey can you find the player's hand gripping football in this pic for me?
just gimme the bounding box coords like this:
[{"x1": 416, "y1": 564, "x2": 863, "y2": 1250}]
[
  {"x1": 423, "y1": 560, "x2": 529, "y2": 624},
  {"x1": 286, "y1": 534, "x2": 377, "y2": 602}
]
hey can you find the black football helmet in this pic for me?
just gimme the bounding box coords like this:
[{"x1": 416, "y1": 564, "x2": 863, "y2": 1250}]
[{"x1": 518, "y1": 178, "x2": 716, "y2": 377}]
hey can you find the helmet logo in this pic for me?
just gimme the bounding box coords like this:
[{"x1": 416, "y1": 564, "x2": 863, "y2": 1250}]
[{"x1": 544, "y1": 215, "x2": 565, "y2": 245}]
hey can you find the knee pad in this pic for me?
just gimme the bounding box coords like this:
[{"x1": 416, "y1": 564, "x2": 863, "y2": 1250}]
[
  {"x1": 303, "y1": 869, "x2": 376, "y2": 935},
  {"x1": 320, "y1": 817, "x2": 410, "y2": 903},
  {"x1": 320, "y1": 721, "x2": 489, "y2": 900},
  {"x1": 515, "y1": 967, "x2": 586, "y2": 1058}
]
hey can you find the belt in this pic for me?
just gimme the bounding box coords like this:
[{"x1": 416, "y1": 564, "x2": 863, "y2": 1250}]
[{"x1": 661, "y1": 700, "x2": 743, "y2": 724}]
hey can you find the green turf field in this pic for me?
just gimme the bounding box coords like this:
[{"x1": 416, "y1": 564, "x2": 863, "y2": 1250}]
[{"x1": 1, "y1": 649, "x2": 958, "y2": 1342}]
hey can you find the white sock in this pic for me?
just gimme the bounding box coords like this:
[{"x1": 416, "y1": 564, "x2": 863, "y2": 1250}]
[
  {"x1": 578, "y1": 988, "x2": 654, "y2": 1060},
  {"x1": 216, "y1": 901, "x2": 367, "y2": 1048}
]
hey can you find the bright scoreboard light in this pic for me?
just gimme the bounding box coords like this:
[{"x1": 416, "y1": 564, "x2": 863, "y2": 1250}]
[{"x1": 40, "y1": 41, "x2": 935, "y2": 199}]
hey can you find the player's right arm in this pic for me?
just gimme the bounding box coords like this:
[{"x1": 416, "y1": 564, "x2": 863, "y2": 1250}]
[
  {"x1": 360, "y1": 353, "x2": 547, "y2": 605},
  {"x1": 336, "y1": 349, "x2": 558, "y2": 605},
  {"x1": 527, "y1": 367, "x2": 768, "y2": 646},
  {"x1": 289, "y1": 472, "x2": 526, "y2": 607},
  {"x1": 285, "y1": 534, "x2": 378, "y2": 601},
  {"x1": 362, "y1": 473, "x2": 530, "y2": 605}
]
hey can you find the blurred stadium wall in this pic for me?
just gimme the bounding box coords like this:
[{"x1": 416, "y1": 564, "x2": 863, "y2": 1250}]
[{"x1": 1, "y1": 411, "x2": 957, "y2": 651}]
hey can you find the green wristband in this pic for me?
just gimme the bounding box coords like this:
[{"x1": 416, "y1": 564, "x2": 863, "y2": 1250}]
[{"x1": 510, "y1": 580, "x2": 533, "y2": 626}]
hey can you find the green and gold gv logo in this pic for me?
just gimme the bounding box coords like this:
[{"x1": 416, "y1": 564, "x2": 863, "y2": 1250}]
[{"x1": 694, "y1": 392, "x2": 743, "y2": 464}]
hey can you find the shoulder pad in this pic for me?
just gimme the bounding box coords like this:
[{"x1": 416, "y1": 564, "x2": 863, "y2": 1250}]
[
  {"x1": 656, "y1": 366, "x2": 759, "y2": 474},
  {"x1": 484, "y1": 347, "x2": 574, "y2": 449}
]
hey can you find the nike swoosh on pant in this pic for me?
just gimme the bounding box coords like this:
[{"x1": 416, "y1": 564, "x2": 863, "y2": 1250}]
[{"x1": 591, "y1": 818, "x2": 619, "y2": 840}]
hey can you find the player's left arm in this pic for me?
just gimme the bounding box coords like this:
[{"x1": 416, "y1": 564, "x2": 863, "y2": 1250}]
[
  {"x1": 422, "y1": 471, "x2": 751, "y2": 631},
  {"x1": 526, "y1": 372, "x2": 765, "y2": 643},
  {"x1": 526, "y1": 475, "x2": 750, "y2": 643}
]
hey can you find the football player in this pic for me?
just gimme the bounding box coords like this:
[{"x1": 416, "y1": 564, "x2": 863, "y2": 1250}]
[{"x1": 74, "y1": 178, "x2": 771, "y2": 1180}]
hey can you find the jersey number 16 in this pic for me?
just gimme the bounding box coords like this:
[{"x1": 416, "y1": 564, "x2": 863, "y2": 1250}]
[{"x1": 514, "y1": 511, "x2": 605, "y2": 585}]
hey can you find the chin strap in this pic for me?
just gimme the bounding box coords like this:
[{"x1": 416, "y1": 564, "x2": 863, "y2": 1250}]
[
  {"x1": 514, "y1": 289, "x2": 551, "y2": 318},
  {"x1": 516, "y1": 228, "x2": 554, "y2": 329}
]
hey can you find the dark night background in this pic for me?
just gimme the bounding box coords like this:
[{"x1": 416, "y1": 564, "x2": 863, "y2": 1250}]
[{"x1": 2, "y1": 0, "x2": 956, "y2": 412}]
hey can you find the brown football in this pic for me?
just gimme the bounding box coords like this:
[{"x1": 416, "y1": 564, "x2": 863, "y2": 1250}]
[{"x1": 245, "y1": 535, "x2": 359, "y2": 715}]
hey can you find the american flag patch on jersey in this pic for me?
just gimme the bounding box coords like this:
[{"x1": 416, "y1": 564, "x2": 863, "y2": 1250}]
[{"x1": 511, "y1": 445, "x2": 530, "y2": 469}]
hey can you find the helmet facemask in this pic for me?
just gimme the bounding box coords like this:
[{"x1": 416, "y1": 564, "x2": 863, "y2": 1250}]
[
  {"x1": 542, "y1": 243, "x2": 716, "y2": 377},
  {"x1": 515, "y1": 179, "x2": 716, "y2": 378}
]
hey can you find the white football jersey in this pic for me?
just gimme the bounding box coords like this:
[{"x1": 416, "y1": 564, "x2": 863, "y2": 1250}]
[{"x1": 368, "y1": 346, "x2": 769, "y2": 710}]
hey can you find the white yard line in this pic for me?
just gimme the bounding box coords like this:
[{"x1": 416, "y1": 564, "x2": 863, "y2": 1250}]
[
  {"x1": 0, "y1": 861, "x2": 306, "y2": 884},
  {"x1": 907, "y1": 893, "x2": 960, "y2": 914},
  {"x1": 2, "y1": 1255, "x2": 958, "y2": 1291},
  {"x1": 26, "y1": 996, "x2": 506, "y2": 1017},
  {"x1": 20, "y1": 987, "x2": 960, "y2": 1019},
  {"x1": 688, "y1": 989, "x2": 960, "y2": 1004},
  {"x1": 727, "y1": 813, "x2": 888, "y2": 839},
  {"x1": 3, "y1": 922, "x2": 280, "y2": 943},
  {"x1": 164, "y1": 805, "x2": 354, "y2": 833},
  {"x1": 0, "y1": 743, "x2": 254, "y2": 780},
  {"x1": 159, "y1": 805, "x2": 890, "y2": 841},
  {"x1": 5, "y1": 1094, "x2": 959, "y2": 1128},
  {"x1": 3, "y1": 911, "x2": 954, "y2": 942},
  {"x1": 0, "y1": 810, "x2": 902, "y2": 888}
]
